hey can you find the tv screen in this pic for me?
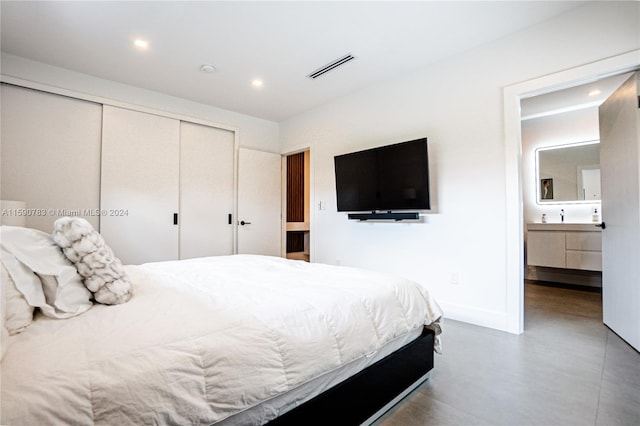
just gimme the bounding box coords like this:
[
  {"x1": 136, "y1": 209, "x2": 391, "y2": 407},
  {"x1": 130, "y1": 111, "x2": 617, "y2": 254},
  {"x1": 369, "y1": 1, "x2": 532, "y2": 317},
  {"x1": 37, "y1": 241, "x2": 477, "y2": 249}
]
[{"x1": 334, "y1": 138, "x2": 430, "y2": 212}]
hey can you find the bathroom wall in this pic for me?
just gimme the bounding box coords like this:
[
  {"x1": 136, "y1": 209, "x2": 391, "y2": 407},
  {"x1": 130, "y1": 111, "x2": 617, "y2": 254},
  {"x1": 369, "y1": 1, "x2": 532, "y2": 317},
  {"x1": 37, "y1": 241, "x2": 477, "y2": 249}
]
[
  {"x1": 521, "y1": 107, "x2": 601, "y2": 226},
  {"x1": 521, "y1": 107, "x2": 602, "y2": 286}
]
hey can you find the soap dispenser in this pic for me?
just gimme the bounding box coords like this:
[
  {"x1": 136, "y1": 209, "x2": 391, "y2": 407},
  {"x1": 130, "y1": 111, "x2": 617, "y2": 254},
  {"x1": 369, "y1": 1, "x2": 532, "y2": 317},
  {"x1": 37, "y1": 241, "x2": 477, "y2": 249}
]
[{"x1": 592, "y1": 208, "x2": 600, "y2": 223}]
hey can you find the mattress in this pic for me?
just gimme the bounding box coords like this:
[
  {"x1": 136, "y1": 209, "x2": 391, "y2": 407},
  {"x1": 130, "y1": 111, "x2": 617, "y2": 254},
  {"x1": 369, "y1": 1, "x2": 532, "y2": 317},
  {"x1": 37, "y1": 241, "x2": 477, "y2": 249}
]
[
  {"x1": 223, "y1": 327, "x2": 424, "y2": 425},
  {"x1": 1, "y1": 254, "x2": 442, "y2": 425}
]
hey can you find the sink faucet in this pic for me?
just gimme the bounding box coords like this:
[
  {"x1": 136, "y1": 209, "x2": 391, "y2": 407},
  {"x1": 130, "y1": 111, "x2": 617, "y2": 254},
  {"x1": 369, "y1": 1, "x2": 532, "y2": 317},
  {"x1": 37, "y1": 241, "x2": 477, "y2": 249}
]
[{"x1": 560, "y1": 209, "x2": 565, "y2": 223}]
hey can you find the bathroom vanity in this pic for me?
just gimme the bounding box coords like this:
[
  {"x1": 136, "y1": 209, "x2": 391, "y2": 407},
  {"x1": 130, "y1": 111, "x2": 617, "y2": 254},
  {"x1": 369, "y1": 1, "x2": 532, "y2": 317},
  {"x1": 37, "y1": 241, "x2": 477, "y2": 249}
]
[{"x1": 527, "y1": 223, "x2": 602, "y2": 271}]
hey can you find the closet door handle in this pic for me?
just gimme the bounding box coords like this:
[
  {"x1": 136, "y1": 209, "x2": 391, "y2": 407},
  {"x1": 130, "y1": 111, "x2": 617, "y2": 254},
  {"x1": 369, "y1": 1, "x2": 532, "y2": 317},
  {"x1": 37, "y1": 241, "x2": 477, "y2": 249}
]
[
  {"x1": 239, "y1": 220, "x2": 251, "y2": 226},
  {"x1": 173, "y1": 213, "x2": 178, "y2": 225}
]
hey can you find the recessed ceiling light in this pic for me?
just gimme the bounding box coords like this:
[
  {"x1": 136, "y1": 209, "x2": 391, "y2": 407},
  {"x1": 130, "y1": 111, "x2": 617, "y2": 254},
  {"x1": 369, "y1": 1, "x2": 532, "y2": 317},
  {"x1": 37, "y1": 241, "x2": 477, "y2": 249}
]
[
  {"x1": 251, "y1": 79, "x2": 264, "y2": 88},
  {"x1": 201, "y1": 64, "x2": 216, "y2": 73},
  {"x1": 134, "y1": 39, "x2": 149, "y2": 49},
  {"x1": 588, "y1": 89, "x2": 601, "y2": 96}
]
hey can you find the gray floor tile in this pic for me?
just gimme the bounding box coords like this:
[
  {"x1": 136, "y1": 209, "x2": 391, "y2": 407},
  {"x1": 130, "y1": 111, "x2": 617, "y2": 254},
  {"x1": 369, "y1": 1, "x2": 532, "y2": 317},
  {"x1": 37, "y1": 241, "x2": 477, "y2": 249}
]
[
  {"x1": 602, "y1": 331, "x2": 640, "y2": 388},
  {"x1": 596, "y1": 377, "x2": 640, "y2": 426},
  {"x1": 374, "y1": 282, "x2": 640, "y2": 426},
  {"x1": 376, "y1": 385, "x2": 487, "y2": 426}
]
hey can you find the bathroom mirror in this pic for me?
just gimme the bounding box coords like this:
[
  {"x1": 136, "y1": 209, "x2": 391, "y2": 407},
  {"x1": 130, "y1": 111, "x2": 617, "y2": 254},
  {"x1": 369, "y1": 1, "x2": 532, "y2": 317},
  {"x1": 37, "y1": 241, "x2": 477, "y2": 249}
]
[{"x1": 536, "y1": 140, "x2": 600, "y2": 204}]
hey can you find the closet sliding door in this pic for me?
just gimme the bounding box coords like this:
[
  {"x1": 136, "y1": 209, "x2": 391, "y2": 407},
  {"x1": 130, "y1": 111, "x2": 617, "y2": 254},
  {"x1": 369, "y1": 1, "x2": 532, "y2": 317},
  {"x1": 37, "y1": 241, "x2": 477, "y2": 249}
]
[
  {"x1": 1, "y1": 84, "x2": 102, "y2": 232},
  {"x1": 100, "y1": 105, "x2": 180, "y2": 265},
  {"x1": 179, "y1": 122, "x2": 234, "y2": 258}
]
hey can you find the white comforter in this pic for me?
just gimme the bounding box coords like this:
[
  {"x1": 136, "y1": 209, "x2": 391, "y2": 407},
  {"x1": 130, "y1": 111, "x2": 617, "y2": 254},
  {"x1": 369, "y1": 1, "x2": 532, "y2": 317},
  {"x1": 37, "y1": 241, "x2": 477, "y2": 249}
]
[{"x1": 1, "y1": 255, "x2": 442, "y2": 425}]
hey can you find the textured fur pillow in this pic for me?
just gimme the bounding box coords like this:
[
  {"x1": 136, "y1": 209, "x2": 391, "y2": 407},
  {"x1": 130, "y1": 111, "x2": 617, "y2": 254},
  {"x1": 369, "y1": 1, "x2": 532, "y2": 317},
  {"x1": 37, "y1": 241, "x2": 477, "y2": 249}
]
[{"x1": 52, "y1": 217, "x2": 132, "y2": 305}]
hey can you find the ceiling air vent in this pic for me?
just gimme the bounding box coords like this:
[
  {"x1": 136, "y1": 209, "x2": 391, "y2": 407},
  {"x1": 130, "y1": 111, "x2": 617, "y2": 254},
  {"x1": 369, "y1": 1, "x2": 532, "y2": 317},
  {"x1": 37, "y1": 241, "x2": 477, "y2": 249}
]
[{"x1": 307, "y1": 54, "x2": 356, "y2": 79}]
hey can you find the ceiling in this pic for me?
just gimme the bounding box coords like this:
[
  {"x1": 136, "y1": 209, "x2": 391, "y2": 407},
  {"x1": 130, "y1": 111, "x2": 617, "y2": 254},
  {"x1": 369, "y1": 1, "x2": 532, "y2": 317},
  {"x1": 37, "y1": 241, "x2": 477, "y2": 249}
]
[
  {"x1": 1, "y1": 1, "x2": 587, "y2": 122},
  {"x1": 520, "y1": 72, "x2": 633, "y2": 120}
]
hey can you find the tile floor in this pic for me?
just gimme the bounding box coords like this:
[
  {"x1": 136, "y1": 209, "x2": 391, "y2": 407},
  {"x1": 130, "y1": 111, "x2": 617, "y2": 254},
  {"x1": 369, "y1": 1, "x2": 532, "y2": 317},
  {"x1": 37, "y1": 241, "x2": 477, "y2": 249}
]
[{"x1": 375, "y1": 282, "x2": 640, "y2": 426}]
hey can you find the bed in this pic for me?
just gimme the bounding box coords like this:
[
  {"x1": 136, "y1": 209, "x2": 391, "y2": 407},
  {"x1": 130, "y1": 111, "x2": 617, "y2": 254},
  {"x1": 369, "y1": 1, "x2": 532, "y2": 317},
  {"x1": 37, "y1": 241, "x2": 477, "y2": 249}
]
[{"x1": 1, "y1": 221, "x2": 442, "y2": 425}]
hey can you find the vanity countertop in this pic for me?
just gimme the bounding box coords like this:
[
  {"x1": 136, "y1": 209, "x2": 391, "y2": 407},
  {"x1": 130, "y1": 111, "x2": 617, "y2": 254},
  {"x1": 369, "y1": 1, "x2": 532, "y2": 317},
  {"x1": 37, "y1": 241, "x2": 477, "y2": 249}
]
[{"x1": 527, "y1": 223, "x2": 602, "y2": 232}]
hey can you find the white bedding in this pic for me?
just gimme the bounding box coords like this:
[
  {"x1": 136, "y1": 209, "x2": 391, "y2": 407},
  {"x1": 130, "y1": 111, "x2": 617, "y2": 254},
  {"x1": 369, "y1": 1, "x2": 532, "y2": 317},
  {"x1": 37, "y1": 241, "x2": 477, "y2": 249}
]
[{"x1": 1, "y1": 255, "x2": 442, "y2": 425}]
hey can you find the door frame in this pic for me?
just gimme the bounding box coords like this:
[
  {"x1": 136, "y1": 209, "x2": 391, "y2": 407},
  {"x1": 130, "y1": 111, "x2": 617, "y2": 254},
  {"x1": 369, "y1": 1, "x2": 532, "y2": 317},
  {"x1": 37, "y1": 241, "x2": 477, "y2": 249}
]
[
  {"x1": 281, "y1": 146, "x2": 313, "y2": 260},
  {"x1": 503, "y1": 50, "x2": 640, "y2": 334}
]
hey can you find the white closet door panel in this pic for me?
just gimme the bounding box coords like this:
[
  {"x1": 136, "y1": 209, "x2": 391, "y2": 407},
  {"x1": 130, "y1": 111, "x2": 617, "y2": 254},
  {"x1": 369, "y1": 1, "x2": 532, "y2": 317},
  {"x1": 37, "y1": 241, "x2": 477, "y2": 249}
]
[
  {"x1": 101, "y1": 106, "x2": 180, "y2": 265},
  {"x1": 0, "y1": 84, "x2": 102, "y2": 232},
  {"x1": 179, "y1": 122, "x2": 234, "y2": 259}
]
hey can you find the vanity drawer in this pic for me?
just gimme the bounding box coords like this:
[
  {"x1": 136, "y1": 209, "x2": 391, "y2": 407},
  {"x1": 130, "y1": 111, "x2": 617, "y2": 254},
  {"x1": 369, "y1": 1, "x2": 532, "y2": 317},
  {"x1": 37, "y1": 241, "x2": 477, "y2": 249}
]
[
  {"x1": 527, "y1": 225, "x2": 602, "y2": 271},
  {"x1": 566, "y1": 232, "x2": 601, "y2": 251},
  {"x1": 566, "y1": 250, "x2": 602, "y2": 271},
  {"x1": 527, "y1": 231, "x2": 566, "y2": 268}
]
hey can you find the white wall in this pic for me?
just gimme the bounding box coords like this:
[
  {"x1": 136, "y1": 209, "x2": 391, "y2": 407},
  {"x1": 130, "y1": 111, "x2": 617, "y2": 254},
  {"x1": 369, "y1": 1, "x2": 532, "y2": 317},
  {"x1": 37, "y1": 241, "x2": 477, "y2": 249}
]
[
  {"x1": 0, "y1": 53, "x2": 280, "y2": 153},
  {"x1": 279, "y1": 2, "x2": 640, "y2": 330}
]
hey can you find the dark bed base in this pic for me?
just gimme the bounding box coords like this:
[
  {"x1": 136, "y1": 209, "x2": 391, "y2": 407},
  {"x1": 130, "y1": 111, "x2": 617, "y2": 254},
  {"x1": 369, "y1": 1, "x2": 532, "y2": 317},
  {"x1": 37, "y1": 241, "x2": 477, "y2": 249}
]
[{"x1": 268, "y1": 328, "x2": 435, "y2": 426}]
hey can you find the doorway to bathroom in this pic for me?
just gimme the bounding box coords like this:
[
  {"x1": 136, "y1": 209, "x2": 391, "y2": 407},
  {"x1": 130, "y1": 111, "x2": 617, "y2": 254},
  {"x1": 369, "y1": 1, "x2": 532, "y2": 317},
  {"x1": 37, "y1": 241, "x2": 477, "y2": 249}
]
[{"x1": 517, "y1": 69, "x2": 640, "y2": 350}]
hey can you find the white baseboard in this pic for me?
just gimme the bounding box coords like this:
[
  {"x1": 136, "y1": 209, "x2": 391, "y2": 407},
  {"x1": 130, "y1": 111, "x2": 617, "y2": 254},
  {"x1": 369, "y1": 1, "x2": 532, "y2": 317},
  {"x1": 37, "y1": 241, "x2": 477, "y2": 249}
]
[{"x1": 437, "y1": 301, "x2": 509, "y2": 332}]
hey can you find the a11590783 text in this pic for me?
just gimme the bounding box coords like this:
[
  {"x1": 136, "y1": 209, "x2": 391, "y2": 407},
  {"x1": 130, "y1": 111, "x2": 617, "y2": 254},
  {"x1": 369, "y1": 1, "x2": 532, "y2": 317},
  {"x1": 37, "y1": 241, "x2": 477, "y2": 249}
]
[{"x1": 1, "y1": 208, "x2": 129, "y2": 217}]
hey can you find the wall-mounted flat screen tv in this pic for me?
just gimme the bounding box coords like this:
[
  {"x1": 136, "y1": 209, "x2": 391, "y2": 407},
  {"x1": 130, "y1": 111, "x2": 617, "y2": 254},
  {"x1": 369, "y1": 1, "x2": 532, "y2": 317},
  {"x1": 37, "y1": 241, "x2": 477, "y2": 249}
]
[{"x1": 334, "y1": 138, "x2": 430, "y2": 212}]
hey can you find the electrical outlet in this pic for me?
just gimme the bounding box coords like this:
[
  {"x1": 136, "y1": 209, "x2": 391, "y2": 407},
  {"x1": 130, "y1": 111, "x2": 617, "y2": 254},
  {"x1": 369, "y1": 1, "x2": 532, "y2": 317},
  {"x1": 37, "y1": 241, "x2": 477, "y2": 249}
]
[{"x1": 449, "y1": 272, "x2": 460, "y2": 285}]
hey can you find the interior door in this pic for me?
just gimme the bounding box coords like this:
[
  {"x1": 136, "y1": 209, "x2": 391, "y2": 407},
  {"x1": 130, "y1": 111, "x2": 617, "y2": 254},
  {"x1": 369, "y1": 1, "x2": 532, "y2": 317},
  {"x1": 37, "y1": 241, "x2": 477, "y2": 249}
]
[
  {"x1": 237, "y1": 148, "x2": 282, "y2": 256},
  {"x1": 179, "y1": 122, "x2": 234, "y2": 259},
  {"x1": 101, "y1": 106, "x2": 180, "y2": 265},
  {"x1": 599, "y1": 72, "x2": 640, "y2": 351}
]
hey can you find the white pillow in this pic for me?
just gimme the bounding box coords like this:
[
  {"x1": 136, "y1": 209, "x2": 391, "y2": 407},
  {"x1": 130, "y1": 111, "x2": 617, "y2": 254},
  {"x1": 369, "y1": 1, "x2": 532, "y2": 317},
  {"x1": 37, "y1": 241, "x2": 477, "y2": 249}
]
[
  {"x1": 0, "y1": 261, "x2": 33, "y2": 335},
  {"x1": 0, "y1": 226, "x2": 93, "y2": 319},
  {"x1": 52, "y1": 217, "x2": 132, "y2": 305}
]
